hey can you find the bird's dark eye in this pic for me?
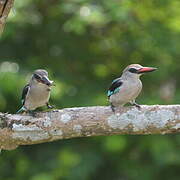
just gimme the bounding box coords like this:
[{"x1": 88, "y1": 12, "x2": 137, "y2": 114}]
[
  {"x1": 128, "y1": 68, "x2": 138, "y2": 73},
  {"x1": 34, "y1": 74, "x2": 41, "y2": 80}
]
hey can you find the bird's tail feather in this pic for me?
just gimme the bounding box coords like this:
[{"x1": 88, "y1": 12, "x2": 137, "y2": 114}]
[{"x1": 16, "y1": 106, "x2": 26, "y2": 114}]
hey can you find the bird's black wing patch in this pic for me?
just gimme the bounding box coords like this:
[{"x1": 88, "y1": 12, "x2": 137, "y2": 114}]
[
  {"x1": 107, "y1": 78, "x2": 123, "y2": 97},
  {"x1": 21, "y1": 84, "x2": 30, "y2": 105}
]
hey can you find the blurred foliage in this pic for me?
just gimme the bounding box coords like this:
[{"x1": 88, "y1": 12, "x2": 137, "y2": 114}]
[{"x1": 0, "y1": 0, "x2": 180, "y2": 179}]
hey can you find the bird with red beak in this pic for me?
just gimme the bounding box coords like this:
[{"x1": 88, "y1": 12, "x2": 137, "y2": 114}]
[
  {"x1": 107, "y1": 64, "x2": 157, "y2": 112},
  {"x1": 17, "y1": 69, "x2": 54, "y2": 114}
]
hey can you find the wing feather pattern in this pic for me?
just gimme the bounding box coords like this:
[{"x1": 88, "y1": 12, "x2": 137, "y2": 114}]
[
  {"x1": 107, "y1": 78, "x2": 123, "y2": 97},
  {"x1": 21, "y1": 84, "x2": 30, "y2": 105}
]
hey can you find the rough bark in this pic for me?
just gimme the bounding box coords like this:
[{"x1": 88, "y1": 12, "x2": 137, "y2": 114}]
[
  {"x1": 0, "y1": 105, "x2": 180, "y2": 150},
  {"x1": 0, "y1": 0, "x2": 14, "y2": 34}
]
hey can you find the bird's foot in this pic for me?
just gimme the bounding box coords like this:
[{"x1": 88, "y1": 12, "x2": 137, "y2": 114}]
[
  {"x1": 110, "y1": 103, "x2": 115, "y2": 112},
  {"x1": 52, "y1": 109, "x2": 60, "y2": 112},
  {"x1": 132, "y1": 102, "x2": 141, "y2": 110},
  {"x1": 28, "y1": 110, "x2": 38, "y2": 117}
]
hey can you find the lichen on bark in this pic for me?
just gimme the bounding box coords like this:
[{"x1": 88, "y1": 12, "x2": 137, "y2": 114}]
[{"x1": 0, "y1": 105, "x2": 180, "y2": 150}]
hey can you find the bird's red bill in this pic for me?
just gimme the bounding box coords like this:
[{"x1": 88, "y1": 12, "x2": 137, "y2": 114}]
[{"x1": 138, "y1": 67, "x2": 157, "y2": 73}]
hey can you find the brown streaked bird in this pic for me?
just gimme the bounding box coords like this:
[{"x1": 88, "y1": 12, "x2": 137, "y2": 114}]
[{"x1": 107, "y1": 64, "x2": 157, "y2": 112}]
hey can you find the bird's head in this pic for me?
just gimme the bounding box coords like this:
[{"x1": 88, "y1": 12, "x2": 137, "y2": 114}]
[
  {"x1": 32, "y1": 69, "x2": 54, "y2": 86},
  {"x1": 122, "y1": 64, "x2": 157, "y2": 78}
]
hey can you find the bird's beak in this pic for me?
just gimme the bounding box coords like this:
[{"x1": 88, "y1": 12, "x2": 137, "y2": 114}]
[
  {"x1": 137, "y1": 67, "x2": 157, "y2": 74},
  {"x1": 41, "y1": 76, "x2": 54, "y2": 86}
]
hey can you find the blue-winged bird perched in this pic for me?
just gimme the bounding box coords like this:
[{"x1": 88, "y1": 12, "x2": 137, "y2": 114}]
[
  {"x1": 17, "y1": 69, "x2": 54, "y2": 114},
  {"x1": 107, "y1": 64, "x2": 157, "y2": 112}
]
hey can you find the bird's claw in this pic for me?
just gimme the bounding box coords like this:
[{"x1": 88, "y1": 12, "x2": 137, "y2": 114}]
[
  {"x1": 110, "y1": 103, "x2": 115, "y2": 112},
  {"x1": 28, "y1": 110, "x2": 38, "y2": 117},
  {"x1": 133, "y1": 103, "x2": 141, "y2": 110},
  {"x1": 52, "y1": 109, "x2": 60, "y2": 112}
]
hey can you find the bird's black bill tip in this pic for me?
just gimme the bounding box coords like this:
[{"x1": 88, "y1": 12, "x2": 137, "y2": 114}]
[{"x1": 41, "y1": 77, "x2": 53, "y2": 86}]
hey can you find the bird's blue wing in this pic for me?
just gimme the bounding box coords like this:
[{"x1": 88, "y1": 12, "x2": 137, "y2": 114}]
[
  {"x1": 21, "y1": 84, "x2": 30, "y2": 105},
  {"x1": 107, "y1": 78, "x2": 123, "y2": 97}
]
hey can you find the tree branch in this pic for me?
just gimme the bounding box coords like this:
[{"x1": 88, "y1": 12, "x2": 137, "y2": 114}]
[
  {"x1": 0, "y1": 0, "x2": 14, "y2": 34},
  {"x1": 0, "y1": 105, "x2": 180, "y2": 150}
]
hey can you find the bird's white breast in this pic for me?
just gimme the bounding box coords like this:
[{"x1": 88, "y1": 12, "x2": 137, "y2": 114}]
[
  {"x1": 109, "y1": 78, "x2": 142, "y2": 106},
  {"x1": 25, "y1": 83, "x2": 51, "y2": 110}
]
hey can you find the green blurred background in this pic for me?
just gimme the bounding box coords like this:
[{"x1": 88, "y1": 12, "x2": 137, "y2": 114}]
[{"x1": 0, "y1": 0, "x2": 180, "y2": 179}]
